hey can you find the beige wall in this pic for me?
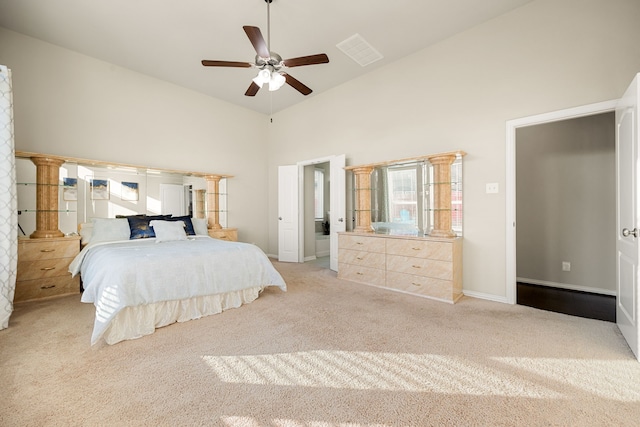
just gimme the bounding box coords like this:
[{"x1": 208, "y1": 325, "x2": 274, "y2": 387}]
[
  {"x1": 267, "y1": 0, "x2": 640, "y2": 300},
  {"x1": 3, "y1": 0, "x2": 640, "y2": 301},
  {"x1": 0, "y1": 27, "x2": 271, "y2": 248},
  {"x1": 516, "y1": 113, "x2": 615, "y2": 294}
]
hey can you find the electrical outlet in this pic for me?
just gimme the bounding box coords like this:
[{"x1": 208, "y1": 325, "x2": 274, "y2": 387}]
[
  {"x1": 486, "y1": 183, "x2": 499, "y2": 194},
  {"x1": 562, "y1": 261, "x2": 571, "y2": 272}
]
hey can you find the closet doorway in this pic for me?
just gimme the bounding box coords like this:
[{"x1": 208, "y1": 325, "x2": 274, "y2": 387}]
[
  {"x1": 506, "y1": 100, "x2": 618, "y2": 315},
  {"x1": 514, "y1": 112, "x2": 616, "y2": 321}
]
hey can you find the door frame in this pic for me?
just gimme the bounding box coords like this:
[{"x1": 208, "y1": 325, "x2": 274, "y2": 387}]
[
  {"x1": 505, "y1": 99, "x2": 618, "y2": 304},
  {"x1": 294, "y1": 154, "x2": 345, "y2": 268}
]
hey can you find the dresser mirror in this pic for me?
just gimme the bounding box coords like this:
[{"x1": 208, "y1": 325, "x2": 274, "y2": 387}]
[{"x1": 346, "y1": 152, "x2": 463, "y2": 237}]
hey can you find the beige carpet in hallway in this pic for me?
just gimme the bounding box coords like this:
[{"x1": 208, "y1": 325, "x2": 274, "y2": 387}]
[{"x1": 1, "y1": 260, "x2": 640, "y2": 426}]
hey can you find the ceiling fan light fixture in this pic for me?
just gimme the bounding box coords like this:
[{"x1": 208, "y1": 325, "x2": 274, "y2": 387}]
[
  {"x1": 269, "y1": 71, "x2": 286, "y2": 91},
  {"x1": 252, "y1": 68, "x2": 271, "y2": 88}
]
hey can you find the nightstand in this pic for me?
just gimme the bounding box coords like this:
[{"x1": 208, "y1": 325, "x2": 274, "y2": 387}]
[
  {"x1": 15, "y1": 235, "x2": 81, "y2": 302},
  {"x1": 207, "y1": 228, "x2": 238, "y2": 242}
]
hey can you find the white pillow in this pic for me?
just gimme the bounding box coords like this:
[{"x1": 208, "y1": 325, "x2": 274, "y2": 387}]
[
  {"x1": 90, "y1": 218, "x2": 131, "y2": 243},
  {"x1": 191, "y1": 218, "x2": 208, "y2": 236},
  {"x1": 79, "y1": 223, "x2": 93, "y2": 245},
  {"x1": 149, "y1": 220, "x2": 187, "y2": 243}
]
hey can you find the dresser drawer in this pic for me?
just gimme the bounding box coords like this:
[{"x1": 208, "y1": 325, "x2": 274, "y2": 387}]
[
  {"x1": 338, "y1": 263, "x2": 386, "y2": 287},
  {"x1": 339, "y1": 234, "x2": 385, "y2": 253},
  {"x1": 386, "y1": 271, "x2": 459, "y2": 302},
  {"x1": 17, "y1": 257, "x2": 75, "y2": 281},
  {"x1": 385, "y1": 239, "x2": 452, "y2": 261},
  {"x1": 338, "y1": 249, "x2": 385, "y2": 267},
  {"x1": 18, "y1": 238, "x2": 79, "y2": 261},
  {"x1": 386, "y1": 254, "x2": 452, "y2": 281},
  {"x1": 14, "y1": 275, "x2": 80, "y2": 302}
]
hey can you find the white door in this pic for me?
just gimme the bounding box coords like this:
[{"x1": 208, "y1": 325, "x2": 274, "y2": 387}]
[
  {"x1": 329, "y1": 154, "x2": 346, "y2": 271},
  {"x1": 616, "y1": 73, "x2": 640, "y2": 360},
  {"x1": 278, "y1": 165, "x2": 299, "y2": 262},
  {"x1": 159, "y1": 184, "x2": 186, "y2": 216}
]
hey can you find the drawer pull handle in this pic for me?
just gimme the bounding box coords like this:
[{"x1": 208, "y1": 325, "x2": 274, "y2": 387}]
[
  {"x1": 357, "y1": 272, "x2": 364, "y2": 275},
  {"x1": 356, "y1": 242, "x2": 363, "y2": 245},
  {"x1": 412, "y1": 247, "x2": 421, "y2": 251},
  {"x1": 41, "y1": 267, "x2": 56, "y2": 271},
  {"x1": 41, "y1": 285, "x2": 56, "y2": 290},
  {"x1": 412, "y1": 265, "x2": 421, "y2": 269},
  {"x1": 356, "y1": 257, "x2": 363, "y2": 260},
  {"x1": 40, "y1": 249, "x2": 55, "y2": 253},
  {"x1": 412, "y1": 282, "x2": 422, "y2": 287}
]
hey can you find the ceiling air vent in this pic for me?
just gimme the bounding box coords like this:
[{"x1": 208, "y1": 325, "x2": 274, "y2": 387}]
[{"x1": 336, "y1": 34, "x2": 383, "y2": 67}]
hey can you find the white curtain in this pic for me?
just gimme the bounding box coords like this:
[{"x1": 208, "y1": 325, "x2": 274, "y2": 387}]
[{"x1": 0, "y1": 65, "x2": 17, "y2": 329}]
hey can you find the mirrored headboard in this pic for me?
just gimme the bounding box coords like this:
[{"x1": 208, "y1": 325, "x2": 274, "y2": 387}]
[{"x1": 15, "y1": 151, "x2": 232, "y2": 238}]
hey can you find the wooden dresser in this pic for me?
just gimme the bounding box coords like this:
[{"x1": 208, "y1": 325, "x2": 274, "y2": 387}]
[
  {"x1": 208, "y1": 228, "x2": 238, "y2": 241},
  {"x1": 15, "y1": 236, "x2": 81, "y2": 302},
  {"x1": 338, "y1": 232, "x2": 462, "y2": 303}
]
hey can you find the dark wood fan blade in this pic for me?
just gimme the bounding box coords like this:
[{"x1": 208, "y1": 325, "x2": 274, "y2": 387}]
[
  {"x1": 283, "y1": 54, "x2": 329, "y2": 68},
  {"x1": 243, "y1": 26, "x2": 270, "y2": 59},
  {"x1": 201, "y1": 60, "x2": 252, "y2": 68},
  {"x1": 284, "y1": 74, "x2": 312, "y2": 96},
  {"x1": 245, "y1": 82, "x2": 261, "y2": 97}
]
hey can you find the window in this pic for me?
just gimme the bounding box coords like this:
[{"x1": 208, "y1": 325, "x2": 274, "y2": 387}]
[
  {"x1": 314, "y1": 169, "x2": 324, "y2": 220},
  {"x1": 387, "y1": 167, "x2": 417, "y2": 225}
]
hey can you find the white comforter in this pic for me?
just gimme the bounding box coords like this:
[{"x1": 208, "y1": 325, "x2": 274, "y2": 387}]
[{"x1": 69, "y1": 236, "x2": 286, "y2": 344}]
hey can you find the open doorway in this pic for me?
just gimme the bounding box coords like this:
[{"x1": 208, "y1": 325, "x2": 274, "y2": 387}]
[
  {"x1": 514, "y1": 112, "x2": 616, "y2": 321},
  {"x1": 303, "y1": 162, "x2": 330, "y2": 269}
]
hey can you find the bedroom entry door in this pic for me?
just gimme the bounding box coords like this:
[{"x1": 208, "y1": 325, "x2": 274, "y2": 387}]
[
  {"x1": 278, "y1": 165, "x2": 299, "y2": 263},
  {"x1": 616, "y1": 73, "x2": 640, "y2": 360}
]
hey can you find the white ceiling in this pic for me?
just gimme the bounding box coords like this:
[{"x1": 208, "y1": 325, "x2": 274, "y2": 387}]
[{"x1": 0, "y1": 0, "x2": 535, "y2": 115}]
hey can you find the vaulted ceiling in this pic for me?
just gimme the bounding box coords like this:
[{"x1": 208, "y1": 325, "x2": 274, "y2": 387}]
[{"x1": 0, "y1": 0, "x2": 535, "y2": 114}]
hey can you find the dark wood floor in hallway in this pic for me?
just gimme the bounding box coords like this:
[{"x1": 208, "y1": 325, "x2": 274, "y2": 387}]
[{"x1": 517, "y1": 282, "x2": 616, "y2": 322}]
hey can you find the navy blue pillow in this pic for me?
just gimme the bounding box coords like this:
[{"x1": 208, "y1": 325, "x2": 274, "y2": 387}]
[
  {"x1": 166, "y1": 216, "x2": 196, "y2": 236},
  {"x1": 127, "y1": 216, "x2": 156, "y2": 239},
  {"x1": 127, "y1": 215, "x2": 172, "y2": 239}
]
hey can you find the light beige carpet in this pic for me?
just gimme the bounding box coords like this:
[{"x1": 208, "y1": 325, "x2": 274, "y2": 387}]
[{"x1": 1, "y1": 260, "x2": 640, "y2": 426}]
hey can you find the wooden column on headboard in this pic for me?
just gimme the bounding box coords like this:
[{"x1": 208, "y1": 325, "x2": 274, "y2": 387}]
[
  {"x1": 426, "y1": 153, "x2": 457, "y2": 238},
  {"x1": 205, "y1": 175, "x2": 222, "y2": 230},
  {"x1": 30, "y1": 156, "x2": 65, "y2": 239},
  {"x1": 351, "y1": 166, "x2": 375, "y2": 233}
]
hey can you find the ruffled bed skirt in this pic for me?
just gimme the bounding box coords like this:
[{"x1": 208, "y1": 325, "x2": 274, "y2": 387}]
[{"x1": 100, "y1": 286, "x2": 262, "y2": 345}]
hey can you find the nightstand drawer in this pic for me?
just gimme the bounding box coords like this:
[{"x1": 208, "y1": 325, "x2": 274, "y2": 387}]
[
  {"x1": 14, "y1": 275, "x2": 80, "y2": 302},
  {"x1": 208, "y1": 228, "x2": 238, "y2": 241},
  {"x1": 18, "y1": 238, "x2": 79, "y2": 261},
  {"x1": 17, "y1": 257, "x2": 75, "y2": 281}
]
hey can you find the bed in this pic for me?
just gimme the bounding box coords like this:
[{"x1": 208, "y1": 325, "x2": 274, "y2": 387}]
[{"x1": 69, "y1": 217, "x2": 286, "y2": 345}]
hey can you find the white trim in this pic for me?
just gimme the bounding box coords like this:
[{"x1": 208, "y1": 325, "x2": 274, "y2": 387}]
[
  {"x1": 304, "y1": 255, "x2": 317, "y2": 262},
  {"x1": 516, "y1": 277, "x2": 616, "y2": 297},
  {"x1": 463, "y1": 290, "x2": 509, "y2": 304},
  {"x1": 505, "y1": 100, "x2": 618, "y2": 304}
]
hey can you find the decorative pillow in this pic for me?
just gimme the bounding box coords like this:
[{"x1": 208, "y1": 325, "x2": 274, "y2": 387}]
[
  {"x1": 149, "y1": 220, "x2": 187, "y2": 243},
  {"x1": 166, "y1": 215, "x2": 196, "y2": 236},
  {"x1": 191, "y1": 218, "x2": 208, "y2": 236},
  {"x1": 127, "y1": 216, "x2": 156, "y2": 239},
  {"x1": 90, "y1": 218, "x2": 131, "y2": 243}
]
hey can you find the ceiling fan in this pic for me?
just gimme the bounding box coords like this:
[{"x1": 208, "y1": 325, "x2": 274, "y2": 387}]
[{"x1": 201, "y1": 0, "x2": 329, "y2": 97}]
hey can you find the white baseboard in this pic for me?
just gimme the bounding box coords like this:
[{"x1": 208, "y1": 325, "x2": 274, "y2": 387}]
[
  {"x1": 516, "y1": 277, "x2": 616, "y2": 297},
  {"x1": 316, "y1": 250, "x2": 330, "y2": 258},
  {"x1": 304, "y1": 255, "x2": 317, "y2": 262},
  {"x1": 462, "y1": 290, "x2": 510, "y2": 304}
]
